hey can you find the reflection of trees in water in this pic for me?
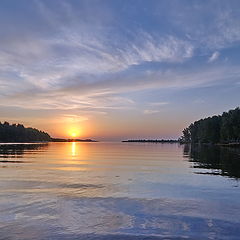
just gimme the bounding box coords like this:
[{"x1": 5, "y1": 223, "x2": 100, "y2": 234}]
[
  {"x1": 184, "y1": 144, "x2": 240, "y2": 179},
  {"x1": 0, "y1": 144, "x2": 48, "y2": 158}
]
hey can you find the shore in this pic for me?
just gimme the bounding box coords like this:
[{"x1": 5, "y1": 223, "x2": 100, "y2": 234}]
[{"x1": 51, "y1": 138, "x2": 98, "y2": 142}]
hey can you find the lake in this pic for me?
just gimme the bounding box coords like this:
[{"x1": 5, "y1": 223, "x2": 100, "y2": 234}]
[{"x1": 0, "y1": 142, "x2": 239, "y2": 240}]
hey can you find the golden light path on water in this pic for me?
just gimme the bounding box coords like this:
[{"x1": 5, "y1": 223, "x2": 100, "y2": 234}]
[{"x1": 71, "y1": 142, "x2": 76, "y2": 157}]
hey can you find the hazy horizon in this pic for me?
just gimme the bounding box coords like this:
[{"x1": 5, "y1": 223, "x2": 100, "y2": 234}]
[{"x1": 0, "y1": 0, "x2": 240, "y2": 140}]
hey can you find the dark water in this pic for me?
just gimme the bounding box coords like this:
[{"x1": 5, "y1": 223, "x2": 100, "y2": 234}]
[{"x1": 0, "y1": 142, "x2": 239, "y2": 240}]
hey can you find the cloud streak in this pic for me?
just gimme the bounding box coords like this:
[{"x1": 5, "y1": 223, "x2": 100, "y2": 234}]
[{"x1": 208, "y1": 51, "x2": 220, "y2": 62}]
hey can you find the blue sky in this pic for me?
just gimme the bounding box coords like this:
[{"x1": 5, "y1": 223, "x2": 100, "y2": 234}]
[{"x1": 0, "y1": 0, "x2": 240, "y2": 140}]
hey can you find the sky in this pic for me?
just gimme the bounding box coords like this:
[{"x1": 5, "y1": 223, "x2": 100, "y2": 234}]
[{"x1": 0, "y1": 0, "x2": 240, "y2": 140}]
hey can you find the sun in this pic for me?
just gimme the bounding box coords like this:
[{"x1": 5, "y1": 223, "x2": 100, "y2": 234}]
[
  {"x1": 69, "y1": 130, "x2": 79, "y2": 138},
  {"x1": 71, "y1": 132, "x2": 77, "y2": 138},
  {"x1": 68, "y1": 127, "x2": 81, "y2": 138}
]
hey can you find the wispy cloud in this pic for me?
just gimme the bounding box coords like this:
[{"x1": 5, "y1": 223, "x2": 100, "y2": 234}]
[
  {"x1": 148, "y1": 102, "x2": 169, "y2": 106},
  {"x1": 1, "y1": 64, "x2": 240, "y2": 113},
  {"x1": 0, "y1": 31, "x2": 194, "y2": 89},
  {"x1": 143, "y1": 110, "x2": 161, "y2": 115},
  {"x1": 208, "y1": 51, "x2": 220, "y2": 62},
  {"x1": 58, "y1": 114, "x2": 88, "y2": 123}
]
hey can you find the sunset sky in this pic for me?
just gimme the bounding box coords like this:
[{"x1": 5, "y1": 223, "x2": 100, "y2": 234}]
[{"x1": 0, "y1": 0, "x2": 240, "y2": 140}]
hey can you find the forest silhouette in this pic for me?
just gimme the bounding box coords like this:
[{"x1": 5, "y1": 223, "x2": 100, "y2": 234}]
[
  {"x1": 180, "y1": 107, "x2": 240, "y2": 144},
  {"x1": 0, "y1": 122, "x2": 51, "y2": 142}
]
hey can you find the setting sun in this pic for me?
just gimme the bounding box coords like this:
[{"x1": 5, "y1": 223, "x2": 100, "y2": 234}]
[
  {"x1": 69, "y1": 129, "x2": 80, "y2": 138},
  {"x1": 70, "y1": 132, "x2": 77, "y2": 137}
]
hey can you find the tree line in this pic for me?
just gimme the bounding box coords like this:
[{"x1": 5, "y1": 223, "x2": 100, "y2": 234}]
[
  {"x1": 0, "y1": 122, "x2": 51, "y2": 142},
  {"x1": 180, "y1": 107, "x2": 240, "y2": 144}
]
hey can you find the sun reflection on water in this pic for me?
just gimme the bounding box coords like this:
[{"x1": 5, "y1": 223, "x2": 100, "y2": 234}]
[{"x1": 71, "y1": 142, "x2": 76, "y2": 157}]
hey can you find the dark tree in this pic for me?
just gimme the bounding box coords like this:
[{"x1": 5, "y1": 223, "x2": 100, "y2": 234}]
[
  {"x1": 0, "y1": 122, "x2": 51, "y2": 142},
  {"x1": 180, "y1": 107, "x2": 240, "y2": 144}
]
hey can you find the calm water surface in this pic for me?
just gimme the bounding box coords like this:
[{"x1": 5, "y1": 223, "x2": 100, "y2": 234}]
[{"x1": 0, "y1": 142, "x2": 239, "y2": 240}]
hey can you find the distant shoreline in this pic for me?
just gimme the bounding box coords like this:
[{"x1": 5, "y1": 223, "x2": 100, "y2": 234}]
[
  {"x1": 122, "y1": 139, "x2": 179, "y2": 143},
  {"x1": 51, "y1": 138, "x2": 98, "y2": 142},
  {"x1": 0, "y1": 139, "x2": 98, "y2": 144}
]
